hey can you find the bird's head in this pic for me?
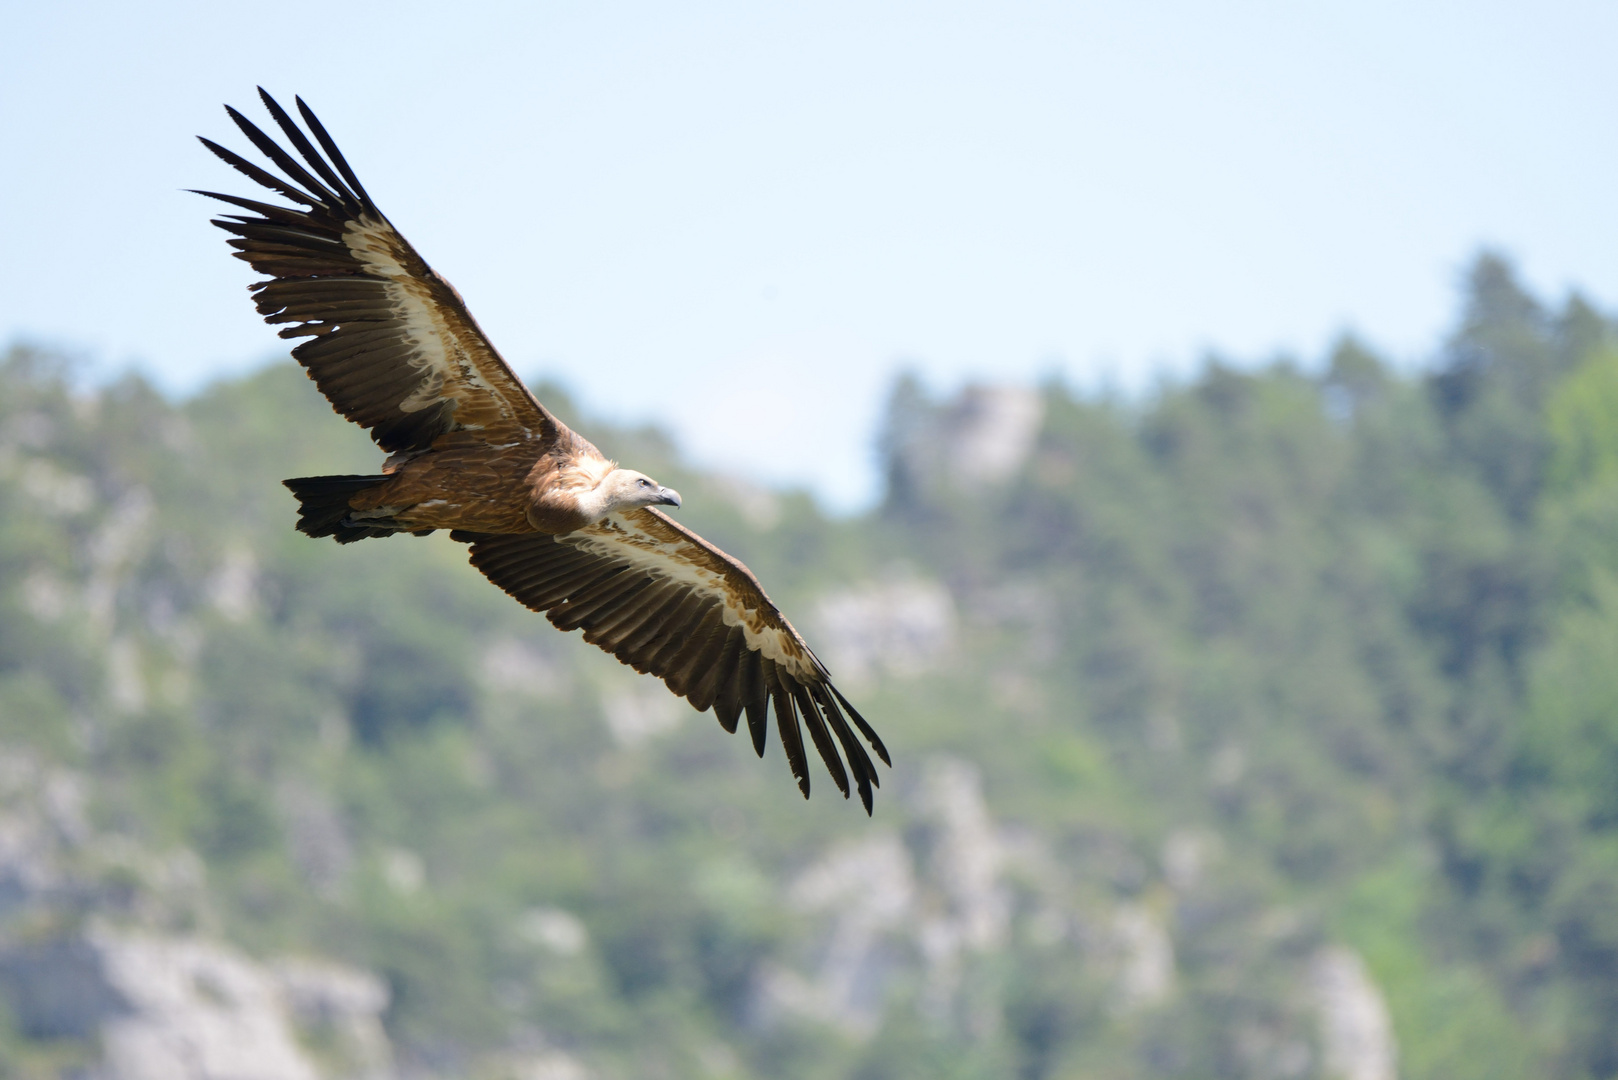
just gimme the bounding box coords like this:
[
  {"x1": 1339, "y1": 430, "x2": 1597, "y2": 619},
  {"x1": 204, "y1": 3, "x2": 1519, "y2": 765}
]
[{"x1": 599, "y1": 468, "x2": 682, "y2": 512}]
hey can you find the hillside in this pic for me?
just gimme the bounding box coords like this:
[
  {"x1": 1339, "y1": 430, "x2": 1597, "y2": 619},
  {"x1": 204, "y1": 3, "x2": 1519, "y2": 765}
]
[{"x1": 0, "y1": 254, "x2": 1615, "y2": 1079}]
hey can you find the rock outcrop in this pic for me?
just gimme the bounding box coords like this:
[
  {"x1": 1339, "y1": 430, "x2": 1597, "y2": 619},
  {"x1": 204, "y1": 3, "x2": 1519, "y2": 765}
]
[{"x1": 0, "y1": 747, "x2": 394, "y2": 1080}]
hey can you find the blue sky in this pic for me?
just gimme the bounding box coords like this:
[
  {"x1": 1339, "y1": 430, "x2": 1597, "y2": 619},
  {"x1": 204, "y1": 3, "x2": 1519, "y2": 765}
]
[{"x1": 3, "y1": 1, "x2": 1615, "y2": 509}]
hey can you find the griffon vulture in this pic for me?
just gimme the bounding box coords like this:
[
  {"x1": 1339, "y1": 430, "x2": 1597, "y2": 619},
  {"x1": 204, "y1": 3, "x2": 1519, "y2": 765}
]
[{"x1": 196, "y1": 90, "x2": 888, "y2": 812}]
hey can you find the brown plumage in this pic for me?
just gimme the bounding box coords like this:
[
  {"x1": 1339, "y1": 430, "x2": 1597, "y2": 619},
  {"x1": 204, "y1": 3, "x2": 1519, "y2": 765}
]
[{"x1": 198, "y1": 89, "x2": 888, "y2": 811}]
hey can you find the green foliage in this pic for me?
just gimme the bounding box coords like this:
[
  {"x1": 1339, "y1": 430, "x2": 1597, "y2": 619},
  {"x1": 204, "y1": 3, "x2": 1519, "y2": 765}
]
[
  {"x1": 2, "y1": 252, "x2": 1617, "y2": 1077},
  {"x1": 1547, "y1": 347, "x2": 1618, "y2": 493}
]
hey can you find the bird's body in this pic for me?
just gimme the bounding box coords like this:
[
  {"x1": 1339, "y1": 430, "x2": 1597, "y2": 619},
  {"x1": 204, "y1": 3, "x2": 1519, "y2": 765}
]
[
  {"x1": 353, "y1": 428, "x2": 617, "y2": 535},
  {"x1": 199, "y1": 90, "x2": 888, "y2": 811}
]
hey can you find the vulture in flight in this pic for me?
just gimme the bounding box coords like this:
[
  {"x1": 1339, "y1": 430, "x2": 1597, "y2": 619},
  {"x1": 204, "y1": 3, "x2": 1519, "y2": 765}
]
[{"x1": 197, "y1": 90, "x2": 889, "y2": 812}]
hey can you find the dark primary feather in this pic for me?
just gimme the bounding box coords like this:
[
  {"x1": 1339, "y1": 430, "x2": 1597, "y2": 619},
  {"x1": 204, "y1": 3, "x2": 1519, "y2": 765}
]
[
  {"x1": 257, "y1": 93, "x2": 356, "y2": 205},
  {"x1": 296, "y1": 95, "x2": 376, "y2": 207}
]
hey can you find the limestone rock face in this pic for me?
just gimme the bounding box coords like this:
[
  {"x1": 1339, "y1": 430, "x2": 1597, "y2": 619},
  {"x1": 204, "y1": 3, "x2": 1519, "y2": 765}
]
[
  {"x1": 759, "y1": 757, "x2": 1164, "y2": 1034},
  {"x1": 0, "y1": 748, "x2": 394, "y2": 1080},
  {"x1": 96, "y1": 933, "x2": 324, "y2": 1080},
  {"x1": 887, "y1": 383, "x2": 1046, "y2": 497},
  {"x1": 1311, "y1": 947, "x2": 1397, "y2": 1080},
  {"x1": 275, "y1": 956, "x2": 394, "y2": 1078},
  {"x1": 0, "y1": 933, "x2": 393, "y2": 1080},
  {"x1": 812, "y1": 575, "x2": 957, "y2": 688}
]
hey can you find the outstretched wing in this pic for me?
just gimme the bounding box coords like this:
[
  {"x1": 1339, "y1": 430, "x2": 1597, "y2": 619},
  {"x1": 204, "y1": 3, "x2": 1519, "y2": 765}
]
[
  {"x1": 452, "y1": 509, "x2": 891, "y2": 812},
  {"x1": 196, "y1": 88, "x2": 557, "y2": 454}
]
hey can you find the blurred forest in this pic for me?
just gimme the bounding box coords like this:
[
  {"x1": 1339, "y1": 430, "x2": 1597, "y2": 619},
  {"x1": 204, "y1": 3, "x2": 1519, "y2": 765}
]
[{"x1": 1, "y1": 253, "x2": 1616, "y2": 1079}]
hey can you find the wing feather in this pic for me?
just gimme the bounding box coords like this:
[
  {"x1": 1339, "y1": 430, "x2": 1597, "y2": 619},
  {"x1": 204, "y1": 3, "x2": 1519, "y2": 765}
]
[
  {"x1": 711, "y1": 654, "x2": 745, "y2": 735},
  {"x1": 546, "y1": 568, "x2": 646, "y2": 631},
  {"x1": 830, "y1": 685, "x2": 891, "y2": 767},
  {"x1": 198, "y1": 137, "x2": 317, "y2": 206},
  {"x1": 768, "y1": 667, "x2": 810, "y2": 798},
  {"x1": 296, "y1": 95, "x2": 377, "y2": 207},
  {"x1": 586, "y1": 581, "x2": 684, "y2": 646},
  {"x1": 661, "y1": 609, "x2": 729, "y2": 695},
  {"x1": 814, "y1": 685, "x2": 877, "y2": 813},
  {"x1": 591, "y1": 585, "x2": 689, "y2": 651},
  {"x1": 199, "y1": 90, "x2": 566, "y2": 455},
  {"x1": 450, "y1": 509, "x2": 886, "y2": 810},
  {"x1": 687, "y1": 628, "x2": 744, "y2": 714},
  {"x1": 260, "y1": 93, "x2": 358, "y2": 204},
  {"x1": 226, "y1": 102, "x2": 347, "y2": 206},
  {"x1": 740, "y1": 653, "x2": 769, "y2": 757},
  {"x1": 790, "y1": 676, "x2": 848, "y2": 800},
  {"x1": 640, "y1": 602, "x2": 718, "y2": 672}
]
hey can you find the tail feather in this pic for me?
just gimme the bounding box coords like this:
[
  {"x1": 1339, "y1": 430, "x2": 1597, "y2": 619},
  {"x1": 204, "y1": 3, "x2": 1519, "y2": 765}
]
[{"x1": 283, "y1": 475, "x2": 402, "y2": 543}]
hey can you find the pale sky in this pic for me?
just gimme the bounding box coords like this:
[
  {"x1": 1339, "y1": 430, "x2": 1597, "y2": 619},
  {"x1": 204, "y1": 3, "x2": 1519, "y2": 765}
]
[{"x1": 3, "y1": 1, "x2": 1615, "y2": 509}]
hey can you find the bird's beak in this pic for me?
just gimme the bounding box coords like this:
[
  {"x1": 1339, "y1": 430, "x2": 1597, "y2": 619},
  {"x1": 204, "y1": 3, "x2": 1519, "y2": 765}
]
[{"x1": 657, "y1": 486, "x2": 682, "y2": 508}]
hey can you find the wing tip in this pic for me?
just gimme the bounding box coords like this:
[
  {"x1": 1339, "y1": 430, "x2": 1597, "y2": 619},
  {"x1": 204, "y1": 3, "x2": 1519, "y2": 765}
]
[{"x1": 831, "y1": 684, "x2": 891, "y2": 767}]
